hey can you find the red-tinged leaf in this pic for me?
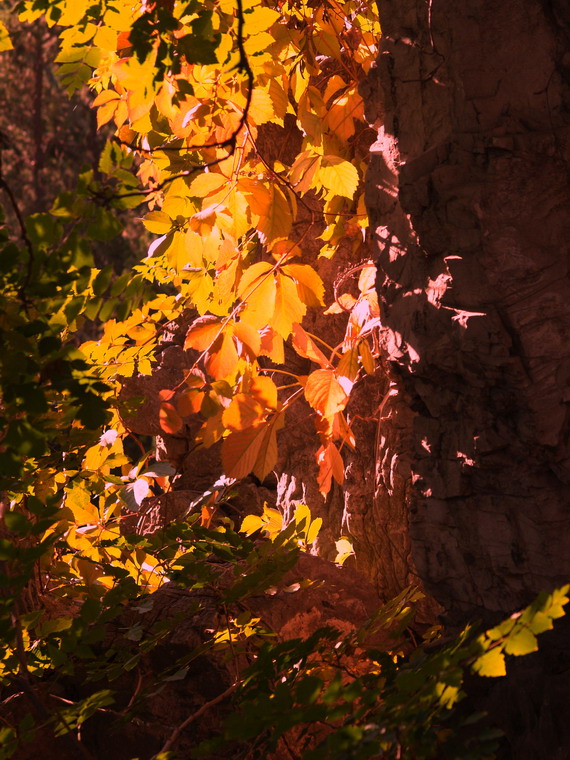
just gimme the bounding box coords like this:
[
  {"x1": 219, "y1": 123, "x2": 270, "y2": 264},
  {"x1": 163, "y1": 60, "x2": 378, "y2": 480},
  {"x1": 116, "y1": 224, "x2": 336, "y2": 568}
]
[
  {"x1": 222, "y1": 412, "x2": 284, "y2": 480},
  {"x1": 185, "y1": 316, "x2": 222, "y2": 351},
  {"x1": 177, "y1": 389, "x2": 205, "y2": 417},
  {"x1": 316, "y1": 442, "x2": 344, "y2": 496},
  {"x1": 292, "y1": 323, "x2": 330, "y2": 368},
  {"x1": 205, "y1": 331, "x2": 239, "y2": 380},
  {"x1": 282, "y1": 264, "x2": 325, "y2": 307},
  {"x1": 159, "y1": 388, "x2": 176, "y2": 401},
  {"x1": 159, "y1": 403, "x2": 183, "y2": 434},
  {"x1": 222, "y1": 393, "x2": 265, "y2": 431},
  {"x1": 250, "y1": 375, "x2": 278, "y2": 409},
  {"x1": 273, "y1": 273, "x2": 306, "y2": 339},
  {"x1": 304, "y1": 369, "x2": 348, "y2": 418},
  {"x1": 358, "y1": 341, "x2": 376, "y2": 374},
  {"x1": 234, "y1": 320, "x2": 261, "y2": 357},
  {"x1": 259, "y1": 326, "x2": 284, "y2": 364}
]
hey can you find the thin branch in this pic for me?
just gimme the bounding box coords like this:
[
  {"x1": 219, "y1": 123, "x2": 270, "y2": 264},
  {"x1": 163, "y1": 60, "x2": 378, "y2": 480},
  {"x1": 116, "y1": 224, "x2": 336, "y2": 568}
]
[{"x1": 159, "y1": 681, "x2": 238, "y2": 754}]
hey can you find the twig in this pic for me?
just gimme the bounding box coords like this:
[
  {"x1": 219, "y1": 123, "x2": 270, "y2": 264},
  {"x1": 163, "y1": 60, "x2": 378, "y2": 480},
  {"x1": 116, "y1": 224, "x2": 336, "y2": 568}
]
[{"x1": 159, "y1": 681, "x2": 238, "y2": 754}]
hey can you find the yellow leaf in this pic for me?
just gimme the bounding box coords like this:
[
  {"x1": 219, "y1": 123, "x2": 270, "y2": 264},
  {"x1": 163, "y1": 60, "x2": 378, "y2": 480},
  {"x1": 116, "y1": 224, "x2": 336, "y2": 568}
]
[
  {"x1": 324, "y1": 293, "x2": 357, "y2": 314},
  {"x1": 289, "y1": 151, "x2": 321, "y2": 194},
  {"x1": 334, "y1": 537, "x2": 355, "y2": 566},
  {"x1": 222, "y1": 393, "x2": 265, "y2": 431},
  {"x1": 64, "y1": 485, "x2": 99, "y2": 526},
  {"x1": 282, "y1": 263, "x2": 325, "y2": 307},
  {"x1": 239, "y1": 263, "x2": 277, "y2": 329},
  {"x1": 248, "y1": 86, "x2": 276, "y2": 126},
  {"x1": 305, "y1": 369, "x2": 348, "y2": 418},
  {"x1": 273, "y1": 273, "x2": 306, "y2": 339},
  {"x1": 189, "y1": 172, "x2": 227, "y2": 198},
  {"x1": 472, "y1": 647, "x2": 507, "y2": 677},
  {"x1": 292, "y1": 324, "x2": 330, "y2": 368},
  {"x1": 240, "y1": 514, "x2": 265, "y2": 536},
  {"x1": 337, "y1": 347, "x2": 360, "y2": 381},
  {"x1": 142, "y1": 210, "x2": 172, "y2": 234},
  {"x1": 317, "y1": 156, "x2": 359, "y2": 199},
  {"x1": 358, "y1": 341, "x2": 376, "y2": 374},
  {"x1": 238, "y1": 261, "x2": 274, "y2": 300},
  {"x1": 244, "y1": 6, "x2": 280, "y2": 33},
  {"x1": 0, "y1": 21, "x2": 14, "y2": 51},
  {"x1": 257, "y1": 185, "x2": 292, "y2": 246}
]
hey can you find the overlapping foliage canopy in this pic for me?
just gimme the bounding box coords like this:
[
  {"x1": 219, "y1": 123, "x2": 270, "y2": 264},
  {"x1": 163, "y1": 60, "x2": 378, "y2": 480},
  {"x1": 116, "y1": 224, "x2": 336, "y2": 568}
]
[{"x1": 0, "y1": 2, "x2": 567, "y2": 758}]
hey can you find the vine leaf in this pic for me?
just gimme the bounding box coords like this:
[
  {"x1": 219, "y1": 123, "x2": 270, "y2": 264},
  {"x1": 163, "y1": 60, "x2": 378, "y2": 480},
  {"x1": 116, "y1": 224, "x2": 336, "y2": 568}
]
[{"x1": 304, "y1": 369, "x2": 348, "y2": 418}]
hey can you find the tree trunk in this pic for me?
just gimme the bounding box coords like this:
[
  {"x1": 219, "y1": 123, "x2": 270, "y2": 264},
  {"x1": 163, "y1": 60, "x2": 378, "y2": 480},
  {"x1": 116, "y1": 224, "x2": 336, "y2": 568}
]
[{"x1": 363, "y1": 0, "x2": 570, "y2": 625}]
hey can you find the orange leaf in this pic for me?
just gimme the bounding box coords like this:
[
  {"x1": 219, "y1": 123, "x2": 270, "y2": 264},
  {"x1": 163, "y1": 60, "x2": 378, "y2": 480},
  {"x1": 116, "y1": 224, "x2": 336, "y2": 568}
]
[
  {"x1": 234, "y1": 320, "x2": 261, "y2": 358},
  {"x1": 259, "y1": 326, "x2": 285, "y2": 364},
  {"x1": 304, "y1": 369, "x2": 348, "y2": 418},
  {"x1": 222, "y1": 412, "x2": 284, "y2": 480},
  {"x1": 222, "y1": 393, "x2": 265, "y2": 431},
  {"x1": 185, "y1": 317, "x2": 222, "y2": 352},
  {"x1": 250, "y1": 375, "x2": 278, "y2": 409},
  {"x1": 159, "y1": 403, "x2": 183, "y2": 434},
  {"x1": 205, "y1": 331, "x2": 239, "y2": 380},
  {"x1": 292, "y1": 324, "x2": 330, "y2": 368},
  {"x1": 177, "y1": 389, "x2": 205, "y2": 417},
  {"x1": 316, "y1": 442, "x2": 344, "y2": 497},
  {"x1": 282, "y1": 264, "x2": 325, "y2": 307}
]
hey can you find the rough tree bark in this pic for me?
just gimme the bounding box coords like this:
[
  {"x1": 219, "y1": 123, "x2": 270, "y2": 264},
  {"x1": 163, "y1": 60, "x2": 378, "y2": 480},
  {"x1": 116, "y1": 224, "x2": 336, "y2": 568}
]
[
  {"x1": 362, "y1": 2, "x2": 570, "y2": 756},
  {"x1": 364, "y1": 0, "x2": 570, "y2": 624}
]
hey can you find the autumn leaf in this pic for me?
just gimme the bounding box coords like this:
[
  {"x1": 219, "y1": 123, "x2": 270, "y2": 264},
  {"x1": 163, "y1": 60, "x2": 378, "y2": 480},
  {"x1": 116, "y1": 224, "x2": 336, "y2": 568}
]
[
  {"x1": 292, "y1": 324, "x2": 330, "y2": 368},
  {"x1": 316, "y1": 441, "x2": 344, "y2": 496},
  {"x1": 249, "y1": 375, "x2": 279, "y2": 409},
  {"x1": 304, "y1": 369, "x2": 348, "y2": 418},
  {"x1": 222, "y1": 393, "x2": 265, "y2": 431},
  {"x1": 159, "y1": 402, "x2": 183, "y2": 434},
  {"x1": 184, "y1": 317, "x2": 222, "y2": 352},
  {"x1": 272, "y1": 272, "x2": 306, "y2": 339},
  {"x1": 205, "y1": 331, "x2": 240, "y2": 380},
  {"x1": 222, "y1": 412, "x2": 284, "y2": 480},
  {"x1": 317, "y1": 156, "x2": 360, "y2": 199},
  {"x1": 282, "y1": 263, "x2": 325, "y2": 307},
  {"x1": 256, "y1": 185, "x2": 293, "y2": 246}
]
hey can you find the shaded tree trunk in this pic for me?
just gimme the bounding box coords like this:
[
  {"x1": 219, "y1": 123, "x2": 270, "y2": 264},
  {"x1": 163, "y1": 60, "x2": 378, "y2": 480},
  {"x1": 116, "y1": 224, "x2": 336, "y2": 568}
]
[{"x1": 363, "y1": 0, "x2": 570, "y2": 626}]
